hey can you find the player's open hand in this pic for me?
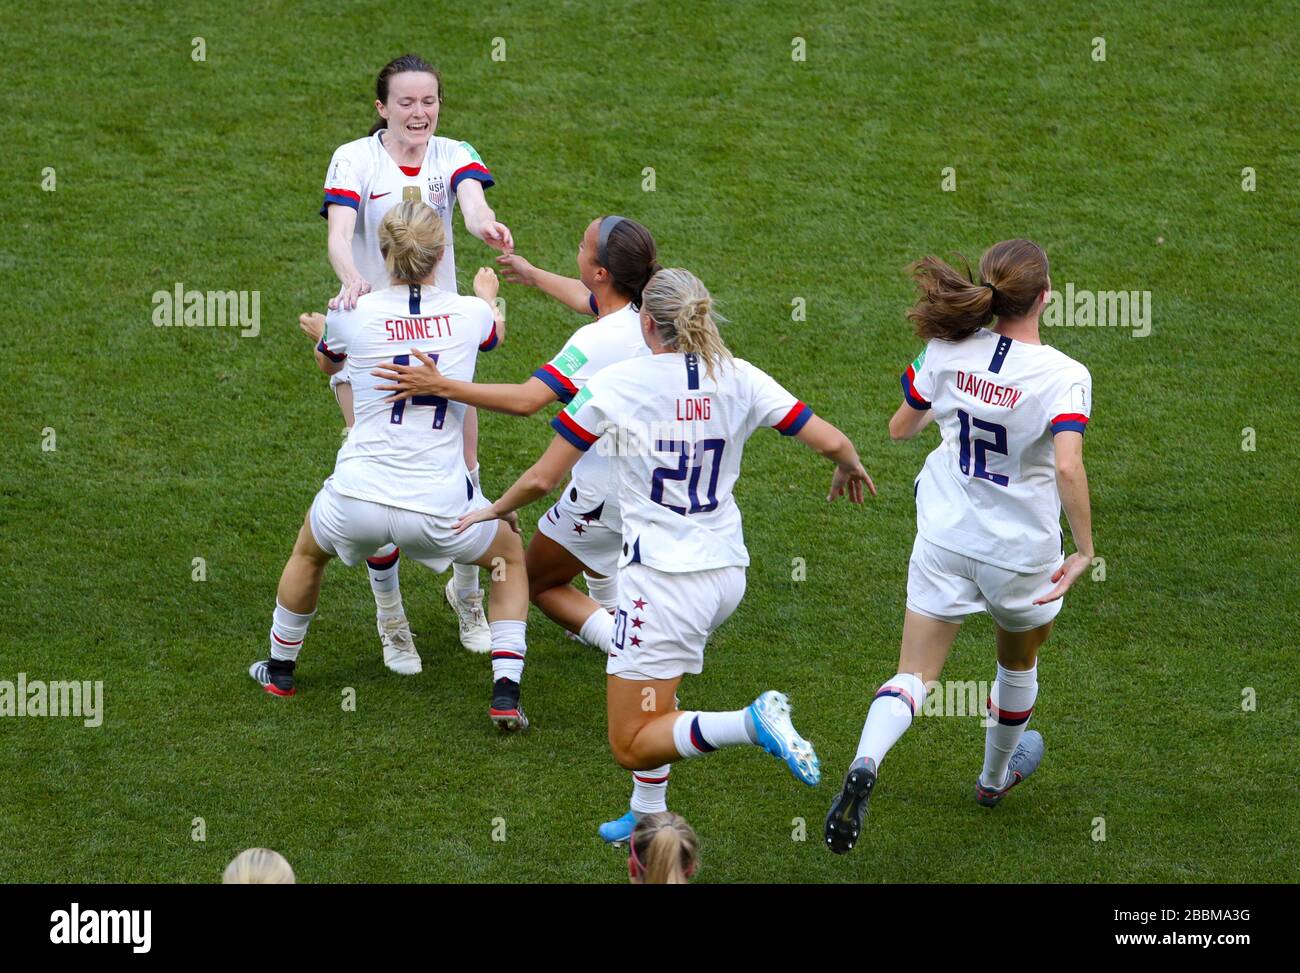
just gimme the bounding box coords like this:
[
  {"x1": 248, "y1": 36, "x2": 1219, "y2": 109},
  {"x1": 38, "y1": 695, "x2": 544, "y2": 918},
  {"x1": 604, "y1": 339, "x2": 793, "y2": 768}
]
[
  {"x1": 454, "y1": 505, "x2": 500, "y2": 534},
  {"x1": 298, "y1": 312, "x2": 326, "y2": 343},
  {"x1": 329, "y1": 276, "x2": 371, "y2": 312},
  {"x1": 478, "y1": 220, "x2": 514, "y2": 253},
  {"x1": 829, "y1": 461, "x2": 876, "y2": 504},
  {"x1": 371, "y1": 348, "x2": 446, "y2": 402},
  {"x1": 1033, "y1": 551, "x2": 1093, "y2": 605},
  {"x1": 474, "y1": 267, "x2": 500, "y2": 302},
  {"x1": 495, "y1": 253, "x2": 537, "y2": 286}
]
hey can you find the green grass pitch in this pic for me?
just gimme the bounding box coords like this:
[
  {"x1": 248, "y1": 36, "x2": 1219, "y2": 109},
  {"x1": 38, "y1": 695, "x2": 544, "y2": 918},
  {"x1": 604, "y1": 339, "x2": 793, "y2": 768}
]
[{"x1": 0, "y1": 0, "x2": 1295, "y2": 883}]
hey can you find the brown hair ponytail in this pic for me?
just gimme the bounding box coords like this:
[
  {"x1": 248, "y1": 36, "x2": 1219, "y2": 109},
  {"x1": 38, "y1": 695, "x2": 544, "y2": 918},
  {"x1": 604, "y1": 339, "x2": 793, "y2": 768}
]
[
  {"x1": 906, "y1": 239, "x2": 1050, "y2": 341},
  {"x1": 598, "y1": 217, "x2": 660, "y2": 308},
  {"x1": 368, "y1": 54, "x2": 443, "y2": 136}
]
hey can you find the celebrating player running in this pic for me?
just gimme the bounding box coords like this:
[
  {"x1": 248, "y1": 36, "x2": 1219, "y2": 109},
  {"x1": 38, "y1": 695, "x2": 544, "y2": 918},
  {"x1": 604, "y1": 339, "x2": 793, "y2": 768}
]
[
  {"x1": 251, "y1": 202, "x2": 532, "y2": 731},
  {"x1": 824, "y1": 239, "x2": 1095, "y2": 854},
  {"x1": 454, "y1": 268, "x2": 875, "y2": 837}
]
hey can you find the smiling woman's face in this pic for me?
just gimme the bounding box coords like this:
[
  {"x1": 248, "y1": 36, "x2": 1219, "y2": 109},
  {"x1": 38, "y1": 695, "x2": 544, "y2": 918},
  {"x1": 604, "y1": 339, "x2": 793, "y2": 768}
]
[{"x1": 377, "y1": 71, "x2": 440, "y2": 146}]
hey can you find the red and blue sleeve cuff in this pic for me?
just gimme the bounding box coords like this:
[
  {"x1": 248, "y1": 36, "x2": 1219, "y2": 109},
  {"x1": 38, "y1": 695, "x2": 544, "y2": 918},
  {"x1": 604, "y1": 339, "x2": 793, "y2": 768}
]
[
  {"x1": 450, "y1": 163, "x2": 494, "y2": 193},
  {"x1": 588, "y1": 293, "x2": 599, "y2": 315},
  {"x1": 533, "y1": 364, "x2": 577, "y2": 403},
  {"x1": 1050, "y1": 413, "x2": 1089, "y2": 435},
  {"x1": 551, "y1": 411, "x2": 598, "y2": 451},
  {"x1": 901, "y1": 366, "x2": 931, "y2": 410},
  {"x1": 774, "y1": 401, "x2": 814, "y2": 436},
  {"x1": 317, "y1": 339, "x2": 346, "y2": 363},
  {"x1": 319, "y1": 188, "x2": 361, "y2": 218},
  {"x1": 479, "y1": 322, "x2": 499, "y2": 352}
]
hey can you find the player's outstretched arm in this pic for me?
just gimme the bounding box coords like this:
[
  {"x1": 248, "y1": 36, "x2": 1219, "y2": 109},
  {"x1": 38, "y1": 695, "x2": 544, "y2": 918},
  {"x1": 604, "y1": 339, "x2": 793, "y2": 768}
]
[
  {"x1": 794, "y1": 415, "x2": 876, "y2": 503},
  {"x1": 372, "y1": 353, "x2": 555, "y2": 416},
  {"x1": 454, "y1": 435, "x2": 583, "y2": 533},
  {"x1": 888, "y1": 400, "x2": 935, "y2": 440},
  {"x1": 326, "y1": 205, "x2": 371, "y2": 311},
  {"x1": 1035, "y1": 431, "x2": 1094, "y2": 604},
  {"x1": 456, "y1": 180, "x2": 513, "y2": 253},
  {"x1": 495, "y1": 254, "x2": 596, "y2": 315}
]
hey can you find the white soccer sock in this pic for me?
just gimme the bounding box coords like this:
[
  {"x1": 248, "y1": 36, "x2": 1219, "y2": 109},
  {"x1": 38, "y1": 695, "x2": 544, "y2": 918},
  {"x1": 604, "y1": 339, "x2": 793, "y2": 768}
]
[
  {"x1": 489, "y1": 619, "x2": 527, "y2": 683},
  {"x1": 629, "y1": 766, "x2": 671, "y2": 815},
  {"x1": 583, "y1": 572, "x2": 619, "y2": 613},
  {"x1": 269, "y1": 601, "x2": 315, "y2": 662},
  {"x1": 366, "y1": 545, "x2": 403, "y2": 619},
  {"x1": 578, "y1": 607, "x2": 615, "y2": 654},
  {"x1": 981, "y1": 662, "x2": 1038, "y2": 788},
  {"x1": 854, "y1": 672, "x2": 927, "y2": 767},
  {"x1": 671, "y1": 710, "x2": 755, "y2": 758}
]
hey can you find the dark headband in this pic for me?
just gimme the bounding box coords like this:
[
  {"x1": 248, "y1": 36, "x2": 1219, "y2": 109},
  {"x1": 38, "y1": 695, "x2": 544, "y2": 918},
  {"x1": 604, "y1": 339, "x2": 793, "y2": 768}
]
[{"x1": 597, "y1": 215, "x2": 627, "y2": 267}]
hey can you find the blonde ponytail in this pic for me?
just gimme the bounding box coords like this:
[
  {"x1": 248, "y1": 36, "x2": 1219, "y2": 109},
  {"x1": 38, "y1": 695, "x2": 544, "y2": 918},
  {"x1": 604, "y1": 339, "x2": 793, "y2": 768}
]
[
  {"x1": 641, "y1": 268, "x2": 732, "y2": 380},
  {"x1": 630, "y1": 812, "x2": 698, "y2": 884},
  {"x1": 378, "y1": 200, "x2": 446, "y2": 284}
]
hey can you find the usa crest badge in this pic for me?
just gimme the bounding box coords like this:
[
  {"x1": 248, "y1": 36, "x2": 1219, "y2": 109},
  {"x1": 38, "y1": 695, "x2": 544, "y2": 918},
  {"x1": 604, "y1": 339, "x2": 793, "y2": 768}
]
[{"x1": 427, "y1": 174, "x2": 447, "y2": 209}]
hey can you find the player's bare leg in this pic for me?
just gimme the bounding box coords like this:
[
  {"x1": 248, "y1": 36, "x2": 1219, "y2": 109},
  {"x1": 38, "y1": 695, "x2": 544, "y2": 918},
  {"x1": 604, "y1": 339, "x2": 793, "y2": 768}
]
[
  {"x1": 444, "y1": 406, "x2": 491, "y2": 652},
  {"x1": 525, "y1": 532, "x2": 611, "y2": 650},
  {"x1": 827, "y1": 611, "x2": 962, "y2": 853},
  {"x1": 250, "y1": 514, "x2": 334, "y2": 697},
  {"x1": 471, "y1": 519, "x2": 530, "y2": 730},
  {"x1": 976, "y1": 621, "x2": 1053, "y2": 806}
]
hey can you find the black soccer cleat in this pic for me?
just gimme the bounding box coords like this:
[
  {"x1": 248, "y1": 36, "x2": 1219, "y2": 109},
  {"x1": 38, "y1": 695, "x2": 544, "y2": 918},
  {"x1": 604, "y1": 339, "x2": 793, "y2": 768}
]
[
  {"x1": 249, "y1": 658, "x2": 297, "y2": 697},
  {"x1": 824, "y1": 757, "x2": 877, "y2": 854},
  {"x1": 489, "y1": 677, "x2": 529, "y2": 732}
]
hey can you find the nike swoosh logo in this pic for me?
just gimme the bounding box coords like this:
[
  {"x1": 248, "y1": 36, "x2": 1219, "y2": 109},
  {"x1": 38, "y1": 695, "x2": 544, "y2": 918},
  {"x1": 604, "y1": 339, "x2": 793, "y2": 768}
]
[{"x1": 369, "y1": 191, "x2": 391, "y2": 199}]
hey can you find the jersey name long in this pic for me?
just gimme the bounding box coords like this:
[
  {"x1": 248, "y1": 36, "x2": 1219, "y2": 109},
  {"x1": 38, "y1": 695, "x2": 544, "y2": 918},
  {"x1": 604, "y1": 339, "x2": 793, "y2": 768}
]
[
  {"x1": 901, "y1": 328, "x2": 1092, "y2": 573},
  {"x1": 320, "y1": 132, "x2": 494, "y2": 294},
  {"x1": 553, "y1": 353, "x2": 814, "y2": 572},
  {"x1": 530, "y1": 302, "x2": 648, "y2": 531},
  {"x1": 317, "y1": 284, "x2": 499, "y2": 516}
]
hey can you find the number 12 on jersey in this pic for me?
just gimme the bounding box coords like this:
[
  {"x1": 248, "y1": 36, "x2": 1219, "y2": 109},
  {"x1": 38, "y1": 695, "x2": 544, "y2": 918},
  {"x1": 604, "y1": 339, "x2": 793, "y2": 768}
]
[{"x1": 957, "y1": 409, "x2": 1009, "y2": 486}]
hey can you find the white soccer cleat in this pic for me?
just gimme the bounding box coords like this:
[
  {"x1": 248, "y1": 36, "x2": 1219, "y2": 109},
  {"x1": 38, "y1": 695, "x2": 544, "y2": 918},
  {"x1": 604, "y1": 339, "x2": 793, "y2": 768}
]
[
  {"x1": 377, "y1": 615, "x2": 422, "y2": 675},
  {"x1": 444, "y1": 578, "x2": 491, "y2": 653}
]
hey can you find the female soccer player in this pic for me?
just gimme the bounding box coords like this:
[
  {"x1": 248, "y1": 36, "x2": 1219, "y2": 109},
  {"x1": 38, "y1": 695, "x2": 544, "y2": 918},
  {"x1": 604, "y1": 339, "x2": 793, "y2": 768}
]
[
  {"x1": 824, "y1": 239, "x2": 1094, "y2": 854},
  {"x1": 251, "y1": 201, "x2": 533, "y2": 732},
  {"x1": 316, "y1": 53, "x2": 514, "y2": 662},
  {"x1": 453, "y1": 267, "x2": 876, "y2": 837},
  {"x1": 627, "y1": 813, "x2": 698, "y2": 884},
  {"x1": 374, "y1": 216, "x2": 658, "y2": 656}
]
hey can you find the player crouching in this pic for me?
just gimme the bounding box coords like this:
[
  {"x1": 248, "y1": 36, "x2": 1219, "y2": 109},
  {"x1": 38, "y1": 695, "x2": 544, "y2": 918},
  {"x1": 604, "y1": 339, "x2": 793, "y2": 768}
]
[{"x1": 250, "y1": 201, "x2": 531, "y2": 730}]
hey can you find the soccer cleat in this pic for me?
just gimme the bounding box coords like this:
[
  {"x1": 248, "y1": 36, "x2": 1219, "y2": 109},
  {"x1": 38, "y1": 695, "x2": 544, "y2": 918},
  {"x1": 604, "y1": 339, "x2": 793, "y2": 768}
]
[
  {"x1": 377, "y1": 615, "x2": 421, "y2": 675},
  {"x1": 598, "y1": 811, "x2": 637, "y2": 846},
  {"x1": 489, "y1": 677, "x2": 529, "y2": 732},
  {"x1": 249, "y1": 658, "x2": 296, "y2": 697},
  {"x1": 824, "y1": 757, "x2": 877, "y2": 854},
  {"x1": 975, "y1": 730, "x2": 1045, "y2": 807},
  {"x1": 747, "y1": 690, "x2": 821, "y2": 786},
  {"x1": 444, "y1": 578, "x2": 491, "y2": 653}
]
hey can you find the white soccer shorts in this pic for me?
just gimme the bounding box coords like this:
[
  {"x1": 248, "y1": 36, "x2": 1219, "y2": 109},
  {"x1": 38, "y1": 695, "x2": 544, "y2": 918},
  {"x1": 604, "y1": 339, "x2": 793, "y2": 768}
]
[
  {"x1": 905, "y1": 534, "x2": 1064, "y2": 632},
  {"x1": 308, "y1": 479, "x2": 497, "y2": 573},
  {"x1": 534, "y1": 487, "x2": 622, "y2": 577},
  {"x1": 606, "y1": 562, "x2": 747, "y2": 681}
]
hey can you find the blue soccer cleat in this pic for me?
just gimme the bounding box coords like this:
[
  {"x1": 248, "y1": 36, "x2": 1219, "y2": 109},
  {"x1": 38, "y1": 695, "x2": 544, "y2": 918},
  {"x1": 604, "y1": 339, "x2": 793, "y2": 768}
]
[
  {"x1": 599, "y1": 811, "x2": 637, "y2": 845},
  {"x1": 747, "y1": 690, "x2": 821, "y2": 786},
  {"x1": 976, "y1": 730, "x2": 1045, "y2": 807}
]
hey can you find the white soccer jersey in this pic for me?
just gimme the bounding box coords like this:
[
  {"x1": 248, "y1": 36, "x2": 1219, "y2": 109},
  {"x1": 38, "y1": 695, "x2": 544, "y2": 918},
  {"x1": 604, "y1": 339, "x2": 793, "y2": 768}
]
[
  {"x1": 553, "y1": 353, "x2": 813, "y2": 572},
  {"x1": 316, "y1": 283, "x2": 500, "y2": 516},
  {"x1": 320, "y1": 132, "x2": 494, "y2": 294},
  {"x1": 530, "y1": 302, "x2": 649, "y2": 529},
  {"x1": 901, "y1": 328, "x2": 1092, "y2": 573}
]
